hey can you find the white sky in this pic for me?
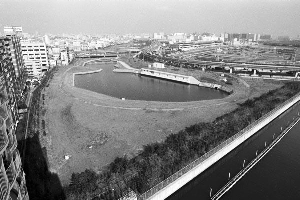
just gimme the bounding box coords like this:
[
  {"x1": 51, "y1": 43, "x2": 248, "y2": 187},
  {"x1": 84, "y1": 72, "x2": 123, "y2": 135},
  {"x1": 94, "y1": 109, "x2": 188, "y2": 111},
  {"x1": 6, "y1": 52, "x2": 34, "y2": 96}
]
[{"x1": 1, "y1": 0, "x2": 300, "y2": 36}]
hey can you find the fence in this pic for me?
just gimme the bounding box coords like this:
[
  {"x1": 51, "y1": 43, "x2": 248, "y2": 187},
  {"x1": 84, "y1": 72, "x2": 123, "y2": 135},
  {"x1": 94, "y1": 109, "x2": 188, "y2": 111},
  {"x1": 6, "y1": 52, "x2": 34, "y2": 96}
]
[{"x1": 138, "y1": 92, "x2": 300, "y2": 200}]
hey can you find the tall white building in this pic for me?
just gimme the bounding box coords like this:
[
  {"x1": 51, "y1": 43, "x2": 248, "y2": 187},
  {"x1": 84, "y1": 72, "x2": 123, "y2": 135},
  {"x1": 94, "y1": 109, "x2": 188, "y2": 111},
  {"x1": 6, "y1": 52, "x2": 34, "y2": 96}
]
[{"x1": 21, "y1": 42, "x2": 49, "y2": 72}]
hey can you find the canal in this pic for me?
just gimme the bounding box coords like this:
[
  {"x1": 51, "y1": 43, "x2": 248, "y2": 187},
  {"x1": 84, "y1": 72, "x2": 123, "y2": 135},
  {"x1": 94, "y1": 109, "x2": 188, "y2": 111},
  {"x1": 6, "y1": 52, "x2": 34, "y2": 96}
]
[
  {"x1": 74, "y1": 64, "x2": 228, "y2": 102},
  {"x1": 167, "y1": 101, "x2": 300, "y2": 200}
]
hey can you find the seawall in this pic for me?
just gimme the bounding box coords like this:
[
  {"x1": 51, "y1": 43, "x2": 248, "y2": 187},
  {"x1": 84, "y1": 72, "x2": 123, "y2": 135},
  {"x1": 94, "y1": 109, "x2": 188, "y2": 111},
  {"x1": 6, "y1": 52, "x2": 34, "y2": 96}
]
[
  {"x1": 72, "y1": 69, "x2": 103, "y2": 86},
  {"x1": 113, "y1": 68, "x2": 140, "y2": 73},
  {"x1": 141, "y1": 93, "x2": 300, "y2": 200}
]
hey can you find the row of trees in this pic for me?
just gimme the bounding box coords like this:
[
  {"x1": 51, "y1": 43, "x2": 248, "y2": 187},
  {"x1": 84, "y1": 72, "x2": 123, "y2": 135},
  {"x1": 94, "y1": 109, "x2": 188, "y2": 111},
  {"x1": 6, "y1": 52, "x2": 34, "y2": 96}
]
[
  {"x1": 17, "y1": 67, "x2": 67, "y2": 200},
  {"x1": 65, "y1": 82, "x2": 300, "y2": 200}
]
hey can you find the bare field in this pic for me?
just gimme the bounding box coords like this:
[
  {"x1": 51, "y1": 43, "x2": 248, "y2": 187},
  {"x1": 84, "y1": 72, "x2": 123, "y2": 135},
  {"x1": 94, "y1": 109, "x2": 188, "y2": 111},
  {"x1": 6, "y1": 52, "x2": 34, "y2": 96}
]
[{"x1": 41, "y1": 59, "x2": 282, "y2": 185}]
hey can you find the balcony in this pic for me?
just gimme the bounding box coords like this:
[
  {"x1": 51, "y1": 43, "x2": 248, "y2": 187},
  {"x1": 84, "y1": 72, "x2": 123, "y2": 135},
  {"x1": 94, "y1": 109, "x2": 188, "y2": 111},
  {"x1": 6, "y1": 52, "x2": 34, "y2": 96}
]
[
  {"x1": 0, "y1": 125, "x2": 9, "y2": 154},
  {"x1": 0, "y1": 158, "x2": 9, "y2": 200},
  {"x1": 0, "y1": 118, "x2": 3, "y2": 129},
  {"x1": 15, "y1": 169, "x2": 28, "y2": 200},
  {"x1": 13, "y1": 150, "x2": 21, "y2": 175},
  {"x1": 7, "y1": 133, "x2": 15, "y2": 152},
  {"x1": 5, "y1": 116, "x2": 12, "y2": 130},
  {"x1": 9, "y1": 181, "x2": 22, "y2": 200},
  {"x1": 0, "y1": 92, "x2": 8, "y2": 105},
  {"x1": 9, "y1": 188, "x2": 21, "y2": 200},
  {"x1": 5, "y1": 158, "x2": 17, "y2": 187},
  {"x1": 0, "y1": 105, "x2": 8, "y2": 119},
  {"x1": 11, "y1": 134, "x2": 18, "y2": 153}
]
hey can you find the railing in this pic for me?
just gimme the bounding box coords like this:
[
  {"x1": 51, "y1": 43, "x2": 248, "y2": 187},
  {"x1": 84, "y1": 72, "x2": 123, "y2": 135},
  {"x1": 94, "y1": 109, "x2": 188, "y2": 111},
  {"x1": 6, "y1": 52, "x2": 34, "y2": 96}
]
[
  {"x1": 212, "y1": 116, "x2": 300, "y2": 200},
  {"x1": 138, "y1": 92, "x2": 300, "y2": 199}
]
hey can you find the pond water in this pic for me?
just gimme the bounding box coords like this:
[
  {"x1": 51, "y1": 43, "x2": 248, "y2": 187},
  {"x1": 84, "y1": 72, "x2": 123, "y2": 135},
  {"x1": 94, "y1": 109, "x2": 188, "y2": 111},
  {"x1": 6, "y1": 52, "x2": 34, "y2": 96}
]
[{"x1": 74, "y1": 65, "x2": 228, "y2": 102}]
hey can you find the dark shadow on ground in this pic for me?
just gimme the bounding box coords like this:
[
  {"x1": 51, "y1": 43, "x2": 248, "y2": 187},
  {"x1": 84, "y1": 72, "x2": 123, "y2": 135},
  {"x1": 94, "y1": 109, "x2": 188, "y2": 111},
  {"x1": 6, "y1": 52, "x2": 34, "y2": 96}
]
[{"x1": 17, "y1": 132, "x2": 66, "y2": 200}]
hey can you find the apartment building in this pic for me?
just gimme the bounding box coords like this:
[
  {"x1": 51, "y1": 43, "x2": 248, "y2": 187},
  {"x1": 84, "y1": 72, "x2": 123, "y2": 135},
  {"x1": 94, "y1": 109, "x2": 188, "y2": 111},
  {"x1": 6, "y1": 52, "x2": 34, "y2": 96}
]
[
  {"x1": 21, "y1": 42, "x2": 49, "y2": 73},
  {"x1": 0, "y1": 36, "x2": 26, "y2": 103},
  {"x1": 0, "y1": 39, "x2": 29, "y2": 200},
  {"x1": 23, "y1": 60, "x2": 42, "y2": 79}
]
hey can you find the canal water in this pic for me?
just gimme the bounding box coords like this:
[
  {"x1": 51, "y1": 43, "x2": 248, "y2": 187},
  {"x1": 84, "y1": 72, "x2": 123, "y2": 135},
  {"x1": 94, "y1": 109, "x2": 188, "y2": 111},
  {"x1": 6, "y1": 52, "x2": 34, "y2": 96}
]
[
  {"x1": 167, "y1": 102, "x2": 300, "y2": 200},
  {"x1": 74, "y1": 64, "x2": 227, "y2": 102}
]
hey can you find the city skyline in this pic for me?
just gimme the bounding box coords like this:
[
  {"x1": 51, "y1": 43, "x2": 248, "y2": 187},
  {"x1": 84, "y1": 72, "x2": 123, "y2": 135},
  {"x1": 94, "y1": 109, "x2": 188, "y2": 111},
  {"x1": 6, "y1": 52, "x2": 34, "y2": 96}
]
[{"x1": 1, "y1": 0, "x2": 300, "y2": 37}]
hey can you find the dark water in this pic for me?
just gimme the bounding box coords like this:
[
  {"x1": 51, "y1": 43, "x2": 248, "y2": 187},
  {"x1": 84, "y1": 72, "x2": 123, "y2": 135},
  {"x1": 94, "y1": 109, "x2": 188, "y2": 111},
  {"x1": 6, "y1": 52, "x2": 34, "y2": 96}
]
[
  {"x1": 168, "y1": 102, "x2": 300, "y2": 200},
  {"x1": 74, "y1": 65, "x2": 227, "y2": 102}
]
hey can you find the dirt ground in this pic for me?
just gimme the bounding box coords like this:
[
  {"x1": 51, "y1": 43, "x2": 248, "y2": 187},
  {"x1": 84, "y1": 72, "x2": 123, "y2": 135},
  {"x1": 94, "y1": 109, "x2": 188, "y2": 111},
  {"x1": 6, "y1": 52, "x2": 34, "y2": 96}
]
[{"x1": 41, "y1": 59, "x2": 282, "y2": 185}]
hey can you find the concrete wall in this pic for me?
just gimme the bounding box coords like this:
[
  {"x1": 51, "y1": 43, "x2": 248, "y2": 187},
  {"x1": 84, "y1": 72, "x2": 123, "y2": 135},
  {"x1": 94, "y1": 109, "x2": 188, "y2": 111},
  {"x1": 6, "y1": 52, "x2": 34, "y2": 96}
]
[
  {"x1": 148, "y1": 94, "x2": 300, "y2": 200},
  {"x1": 72, "y1": 69, "x2": 103, "y2": 86}
]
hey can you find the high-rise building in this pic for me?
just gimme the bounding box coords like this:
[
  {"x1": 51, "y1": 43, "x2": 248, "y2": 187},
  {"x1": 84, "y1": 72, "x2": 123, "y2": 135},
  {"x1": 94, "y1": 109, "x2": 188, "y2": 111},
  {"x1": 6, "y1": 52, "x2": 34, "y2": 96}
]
[
  {"x1": 2, "y1": 27, "x2": 26, "y2": 102},
  {"x1": 0, "y1": 36, "x2": 26, "y2": 103},
  {"x1": 21, "y1": 42, "x2": 49, "y2": 74},
  {"x1": 0, "y1": 38, "x2": 29, "y2": 200}
]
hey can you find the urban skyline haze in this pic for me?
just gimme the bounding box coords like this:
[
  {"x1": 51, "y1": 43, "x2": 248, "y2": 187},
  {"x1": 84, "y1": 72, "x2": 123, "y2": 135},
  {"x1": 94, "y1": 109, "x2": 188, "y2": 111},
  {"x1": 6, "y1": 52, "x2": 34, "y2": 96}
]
[{"x1": 1, "y1": 0, "x2": 300, "y2": 37}]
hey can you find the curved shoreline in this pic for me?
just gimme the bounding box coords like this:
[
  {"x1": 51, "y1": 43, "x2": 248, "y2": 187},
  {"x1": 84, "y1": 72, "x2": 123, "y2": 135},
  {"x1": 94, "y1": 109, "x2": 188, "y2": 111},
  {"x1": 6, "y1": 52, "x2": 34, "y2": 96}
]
[{"x1": 64, "y1": 62, "x2": 250, "y2": 110}]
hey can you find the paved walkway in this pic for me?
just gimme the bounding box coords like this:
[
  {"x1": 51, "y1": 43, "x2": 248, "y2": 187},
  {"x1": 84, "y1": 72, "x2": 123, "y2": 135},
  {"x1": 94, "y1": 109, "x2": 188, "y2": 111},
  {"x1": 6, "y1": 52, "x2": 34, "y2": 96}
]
[{"x1": 118, "y1": 61, "x2": 135, "y2": 69}]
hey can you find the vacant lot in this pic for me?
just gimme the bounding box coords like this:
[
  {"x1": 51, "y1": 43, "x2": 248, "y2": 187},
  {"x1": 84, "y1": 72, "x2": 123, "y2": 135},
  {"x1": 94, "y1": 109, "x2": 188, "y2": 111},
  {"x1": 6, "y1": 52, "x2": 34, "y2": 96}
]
[{"x1": 41, "y1": 59, "x2": 282, "y2": 185}]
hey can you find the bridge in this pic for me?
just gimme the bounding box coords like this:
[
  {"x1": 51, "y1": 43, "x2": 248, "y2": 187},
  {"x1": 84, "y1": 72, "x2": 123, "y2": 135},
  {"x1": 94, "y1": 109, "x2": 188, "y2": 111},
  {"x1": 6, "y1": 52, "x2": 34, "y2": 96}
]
[
  {"x1": 75, "y1": 51, "x2": 118, "y2": 58},
  {"x1": 141, "y1": 53, "x2": 300, "y2": 78}
]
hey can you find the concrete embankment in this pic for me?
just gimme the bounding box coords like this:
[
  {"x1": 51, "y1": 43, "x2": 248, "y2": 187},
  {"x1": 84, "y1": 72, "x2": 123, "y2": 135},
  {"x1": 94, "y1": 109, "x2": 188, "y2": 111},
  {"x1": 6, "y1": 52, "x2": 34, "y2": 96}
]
[
  {"x1": 113, "y1": 68, "x2": 140, "y2": 73},
  {"x1": 117, "y1": 61, "x2": 136, "y2": 69},
  {"x1": 72, "y1": 69, "x2": 103, "y2": 86},
  {"x1": 198, "y1": 82, "x2": 233, "y2": 94},
  {"x1": 142, "y1": 93, "x2": 300, "y2": 200},
  {"x1": 83, "y1": 59, "x2": 117, "y2": 66}
]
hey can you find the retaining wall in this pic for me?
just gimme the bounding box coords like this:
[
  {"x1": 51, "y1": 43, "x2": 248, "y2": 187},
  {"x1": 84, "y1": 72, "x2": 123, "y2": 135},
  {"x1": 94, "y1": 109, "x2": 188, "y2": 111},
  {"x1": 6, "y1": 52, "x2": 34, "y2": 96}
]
[
  {"x1": 72, "y1": 69, "x2": 103, "y2": 86},
  {"x1": 113, "y1": 69, "x2": 139, "y2": 73},
  {"x1": 144, "y1": 93, "x2": 300, "y2": 200}
]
